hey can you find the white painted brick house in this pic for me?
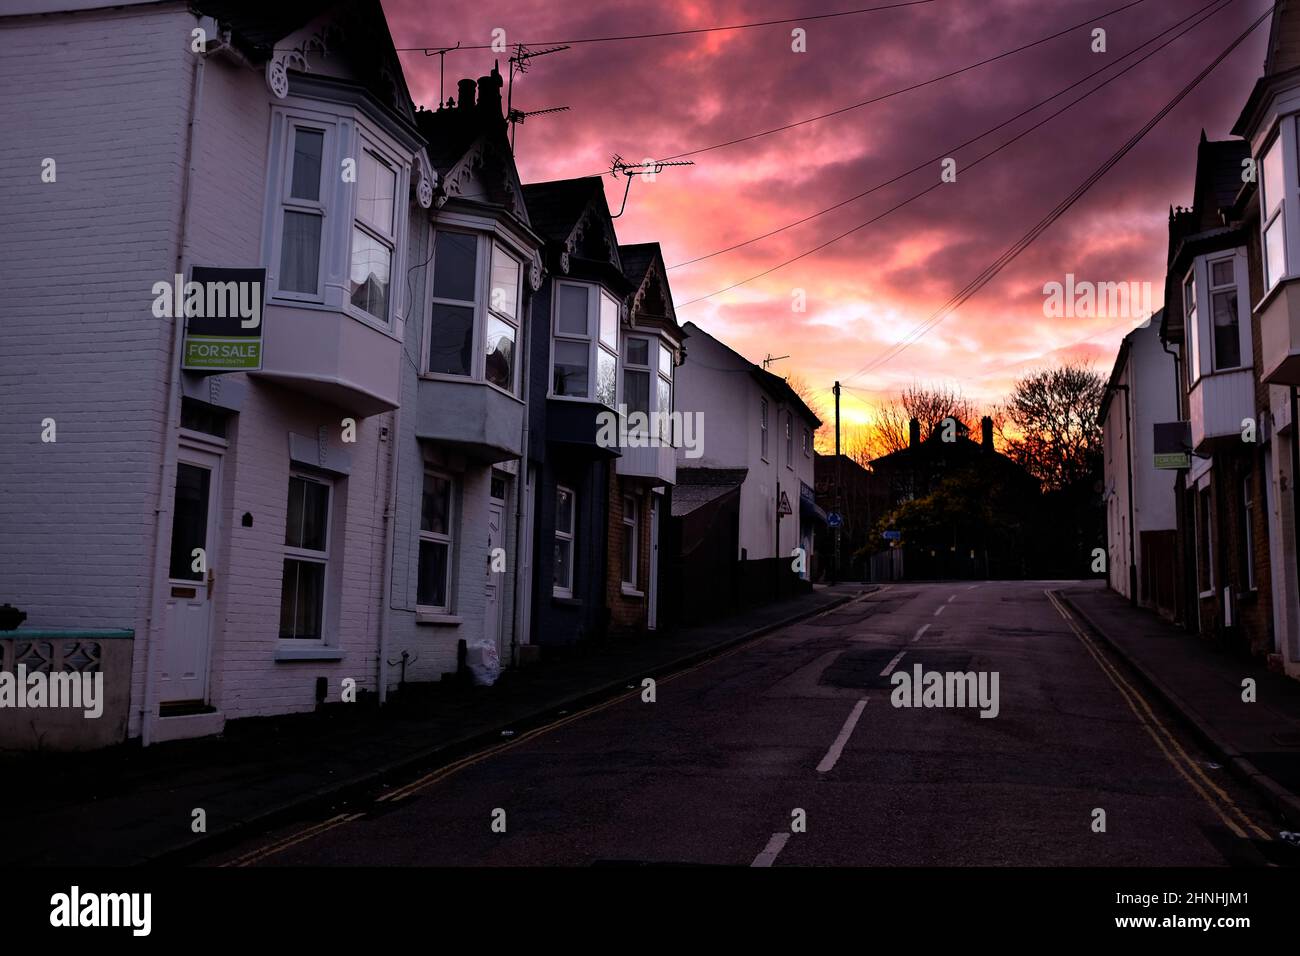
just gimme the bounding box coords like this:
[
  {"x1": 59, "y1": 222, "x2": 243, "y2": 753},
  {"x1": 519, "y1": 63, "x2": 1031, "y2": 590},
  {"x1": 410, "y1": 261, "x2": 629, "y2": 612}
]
[{"x1": 0, "y1": 0, "x2": 439, "y2": 744}]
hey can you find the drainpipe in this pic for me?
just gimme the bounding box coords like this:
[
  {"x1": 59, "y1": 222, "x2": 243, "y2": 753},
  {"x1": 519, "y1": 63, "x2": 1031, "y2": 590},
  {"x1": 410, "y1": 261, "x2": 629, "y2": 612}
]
[
  {"x1": 1291, "y1": 387, "x2": 1300, "y2": 632},
  {"x1": 1161, "y1": 337, "x2": 1191, "y2": 628},
  {"x1": 510, "y1": 272, "x2": 533, "y2": 665},
  {"x1": 141, "y1": 47, "x2": 205, "y2": 746},
  {"x1": 377, "y1": 406, "x2": 400, "y2": 706}
]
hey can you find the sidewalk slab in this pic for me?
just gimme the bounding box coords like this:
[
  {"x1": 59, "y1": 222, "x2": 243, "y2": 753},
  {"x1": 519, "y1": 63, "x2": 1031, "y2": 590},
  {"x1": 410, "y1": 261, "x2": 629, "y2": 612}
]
[
  {"x1": 0, "y1": 586, "x2": 863, "y2": 866},
  {"x1": 1056, "y1": 581, "x2": 1300, "y2": 826}
]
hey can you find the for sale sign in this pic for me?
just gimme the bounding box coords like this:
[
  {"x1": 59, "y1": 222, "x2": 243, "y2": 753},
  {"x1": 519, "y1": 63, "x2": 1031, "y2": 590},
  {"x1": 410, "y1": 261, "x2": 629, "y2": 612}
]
[{"x1": 161, "y1": 266, "x2": 266, "y2": 372}]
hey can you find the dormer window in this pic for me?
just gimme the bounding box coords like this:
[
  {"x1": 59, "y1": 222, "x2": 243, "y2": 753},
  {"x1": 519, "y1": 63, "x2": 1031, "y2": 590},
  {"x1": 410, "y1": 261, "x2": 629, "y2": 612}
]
[
  {"x1": 552, "y1": 281, "x2": 619, "y2": 406},
  {"x1": 426, "y1": 229, "x2": 524, "y2": 395}
]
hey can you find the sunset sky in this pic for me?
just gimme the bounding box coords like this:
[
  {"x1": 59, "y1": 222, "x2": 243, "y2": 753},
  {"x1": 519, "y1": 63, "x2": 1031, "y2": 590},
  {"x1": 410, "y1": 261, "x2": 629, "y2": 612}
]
[{"x1": 384, "y1": 0, "x2": 1273, "y2": 431}]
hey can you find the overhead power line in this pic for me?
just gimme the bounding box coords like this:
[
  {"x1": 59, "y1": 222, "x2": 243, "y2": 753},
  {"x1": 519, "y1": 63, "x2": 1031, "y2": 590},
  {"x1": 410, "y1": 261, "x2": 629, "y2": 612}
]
[
  {"x1": 673, "y1": 0, "x2": 1238, "y2": 309},
  {"x1": 652, "y1": 0, "x2": 1151, "y2": 164},
  {"x1": 843, "y1": 2, "x2": 1271, "y2": 386},
  {"x1": 393, "y1": 1, "x2": 938, "y2": 52},
  {"x1": 668, "y1": 0, "x2": 1223, "y2": 270}
]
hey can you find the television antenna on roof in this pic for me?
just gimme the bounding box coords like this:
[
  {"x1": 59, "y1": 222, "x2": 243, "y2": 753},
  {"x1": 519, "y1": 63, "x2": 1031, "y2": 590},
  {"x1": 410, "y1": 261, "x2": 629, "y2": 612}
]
[{"x1": 608, "y1": 155, "x2": 695, "y2": 217}]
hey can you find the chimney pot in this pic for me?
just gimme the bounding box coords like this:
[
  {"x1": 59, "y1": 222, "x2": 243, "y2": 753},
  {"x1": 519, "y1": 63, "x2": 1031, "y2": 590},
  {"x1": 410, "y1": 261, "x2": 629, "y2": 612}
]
[
  {"x1": 981, "y1": 415, "x2": 993, "y2": 451},
  {"x1": 909, "y1": 417, "x2": 920, "y2": 448},
  {"x1": 457, "y1": 78, "x2": 476, "y2": 111}
]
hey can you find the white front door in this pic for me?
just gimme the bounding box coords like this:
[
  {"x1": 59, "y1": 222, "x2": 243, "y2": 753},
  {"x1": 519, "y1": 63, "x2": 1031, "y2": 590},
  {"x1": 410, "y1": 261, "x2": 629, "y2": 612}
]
[
  {"x1": 648, "y1": 494, "x2": 660, "y2": 631},
  {"x1": 486, "y1": 488, "x2": 507, "y2": 659},
  {"x1": 159, "y1": 446, "x2": 221, "y2": 704}
]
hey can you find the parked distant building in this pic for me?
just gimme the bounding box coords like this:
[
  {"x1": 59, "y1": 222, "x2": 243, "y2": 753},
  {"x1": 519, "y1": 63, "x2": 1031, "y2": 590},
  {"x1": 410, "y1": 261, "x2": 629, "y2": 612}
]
[{"x1": 1099, "y1": 315, "x2": 1179, "y2": 617}]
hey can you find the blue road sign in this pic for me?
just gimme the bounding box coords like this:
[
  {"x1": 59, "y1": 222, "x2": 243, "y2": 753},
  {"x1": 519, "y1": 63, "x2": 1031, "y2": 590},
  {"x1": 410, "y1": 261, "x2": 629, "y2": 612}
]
[
  {"x1": 882, "y1": 530, "x2": 901, "y2": 541},
  {"x1": 827, "y1": 512, "x2": 843, "y2": 528}
]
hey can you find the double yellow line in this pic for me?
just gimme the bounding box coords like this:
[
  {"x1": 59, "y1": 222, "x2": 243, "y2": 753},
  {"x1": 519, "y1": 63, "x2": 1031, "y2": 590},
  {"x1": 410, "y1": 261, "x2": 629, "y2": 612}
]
[
  {"x1": 1046, "y1": 590, "x2": 1271, "y2": 843},
  {"x1": 225, "y1": 589, "x2": 878, "y2": 866}
]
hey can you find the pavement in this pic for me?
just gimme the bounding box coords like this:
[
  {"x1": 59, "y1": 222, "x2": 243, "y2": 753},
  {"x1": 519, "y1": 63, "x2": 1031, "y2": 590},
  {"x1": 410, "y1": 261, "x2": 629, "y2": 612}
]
[
  {"x1": 0, "y1": 585, "x2": 858, "y2": 866},
  {"x1": 1056, "y1": 580, "x2": 1300, "y2": 827},
  {"x1": 202, "y1": 582, "x2": 1295, "y2": 867}
]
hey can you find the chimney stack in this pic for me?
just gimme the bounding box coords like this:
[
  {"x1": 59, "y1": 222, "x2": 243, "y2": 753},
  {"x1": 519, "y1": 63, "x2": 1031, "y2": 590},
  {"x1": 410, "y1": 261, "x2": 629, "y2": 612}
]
[
  {"x1": 456, "y1": 78, "x2": 476, "y2": 111},
  {"x1": 981, "y1": 415, "x2": 993, "y2": 451},
  {"x1": 477, "y1": 62, "x2": 504, "y2": 124},
  {"x1": 909, "y1": 417, "x2": 920, "y2": 448}
]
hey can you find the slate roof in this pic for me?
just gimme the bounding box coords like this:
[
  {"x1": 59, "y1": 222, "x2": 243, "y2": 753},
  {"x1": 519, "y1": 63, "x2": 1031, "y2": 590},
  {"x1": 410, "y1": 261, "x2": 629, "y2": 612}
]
[
  {"x1": 618, "y1": 243, "x2": 658, "y2": 286},
  {"x1": 672, "y1": 468, "x2": 748, "y2": 518},
  {"x1": 521, "y1": 178, "x2": 606, "y2": 244}
]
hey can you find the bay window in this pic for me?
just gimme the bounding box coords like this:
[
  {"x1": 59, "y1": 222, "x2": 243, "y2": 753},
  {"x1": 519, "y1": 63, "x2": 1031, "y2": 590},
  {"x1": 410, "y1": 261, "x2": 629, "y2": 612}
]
[
  {"x1": 552, "y1": 281, "x2": 619, "y2": 406},
  {"x1": 427, "y1": 230, "x2": 524, "y2": 394},
  {"x1": 417, "y1": 471, "x2": 455, "y2": 611},
  {"x1": 269, "y1": 108, "x2": 411, "y2": 327}
]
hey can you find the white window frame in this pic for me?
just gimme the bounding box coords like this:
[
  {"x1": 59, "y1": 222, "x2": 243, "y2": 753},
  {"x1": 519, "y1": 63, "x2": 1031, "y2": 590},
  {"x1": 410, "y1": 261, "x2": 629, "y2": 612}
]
[
  {"x1": 416, "y1": 469, "x2": 456, "y2": 614},
  {"x1": 1196, "y1": 484, "x2": 1214, "y2": 598},
  {"x1": 622, "y1": 333, "x2": 654, "y2": 432},
  {"x1": 425, "y1": 229, "x2": 524, "y2": 396},
  {"x1": 1206, "y1": 253, "x2": 1243, "y2": 372},
  {"x1": 1183, "y1": 268, "x2": 1200, "y2": 384},
  {"x1": 550, "y1": 281, "x2": 619, "y2": 405},
  {"x1": 785, "y1": 412, "x2": 794, "y2": 470},
  {"x1": 621, "y1": 494, "x2": 639, "y2": 589},
  {"x1": 1261, "y1": 131, "x2": 1288, "y2": 292},
  {"x1": 760, "y1": 398, "x2": 769, "y2": 461},
  {"x1": 265, "y1": 103, "x2": 413, "y2": 334},
  {"x1": 346, "y1": 143, "x2": 399, "y2": 326},
  {"x1": 657, "y1": 339, "x2": 674, "y2": 443},
  {"x1": 554, "y1": 484, "x2": 576, "y2": 598},
  {"x1": 280, "y1": 472, "x2": 333, "y2": 643},
  {"x1": 275, "y1": 118, "x2": 335, "y2": 304}
]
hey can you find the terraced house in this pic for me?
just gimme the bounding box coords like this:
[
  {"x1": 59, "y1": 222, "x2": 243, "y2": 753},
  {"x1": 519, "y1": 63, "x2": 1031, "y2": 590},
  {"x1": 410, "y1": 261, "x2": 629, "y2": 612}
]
[
  {"x1": 1139, "y1": 2, "x2": 1300, "y2": 679},
  {"x1": 0, "y1": 0, "x2": 435, "y2": 745}
]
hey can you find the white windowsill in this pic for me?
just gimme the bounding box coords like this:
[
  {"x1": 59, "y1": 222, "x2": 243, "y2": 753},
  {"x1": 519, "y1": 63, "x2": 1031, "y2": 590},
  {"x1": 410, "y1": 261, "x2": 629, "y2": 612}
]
[
  {"x1": 621, "y1": 584, "x2": 644, "y2": 598},
  {"x1": 275, "y1": 645, "x2": 345, "y2": 662},
  {"x1": 415, "y1": 611, "x2": 463, "y2": 626}
]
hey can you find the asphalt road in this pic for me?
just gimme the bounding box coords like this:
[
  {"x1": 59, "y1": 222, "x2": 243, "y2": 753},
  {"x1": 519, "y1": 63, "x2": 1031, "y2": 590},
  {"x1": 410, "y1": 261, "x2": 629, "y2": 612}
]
[{"x1": 212, "y1": 582, "x2": 1283, "y2": 867}]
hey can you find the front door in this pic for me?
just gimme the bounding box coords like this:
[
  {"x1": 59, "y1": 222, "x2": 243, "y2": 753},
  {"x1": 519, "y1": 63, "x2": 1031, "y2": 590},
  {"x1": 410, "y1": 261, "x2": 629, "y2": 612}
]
[
  {"x1": 159, "y1": 446, "x2": 221, "y2": 704},
  {"x1": 486, "y1": 478, "x2": 507, "y2": 659}
]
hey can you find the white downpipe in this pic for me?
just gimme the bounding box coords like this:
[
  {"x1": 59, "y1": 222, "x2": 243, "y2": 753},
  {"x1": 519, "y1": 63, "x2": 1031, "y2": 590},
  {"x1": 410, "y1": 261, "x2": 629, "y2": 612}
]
[{"x1": 141, "y1": 48, "x2": 205, "y2": 746}]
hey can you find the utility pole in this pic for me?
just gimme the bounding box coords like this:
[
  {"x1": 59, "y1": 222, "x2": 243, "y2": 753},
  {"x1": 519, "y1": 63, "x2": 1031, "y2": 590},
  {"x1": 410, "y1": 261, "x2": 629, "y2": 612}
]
[{"x1": 833, "y1": 381, "x2": 842, "y2": 585}]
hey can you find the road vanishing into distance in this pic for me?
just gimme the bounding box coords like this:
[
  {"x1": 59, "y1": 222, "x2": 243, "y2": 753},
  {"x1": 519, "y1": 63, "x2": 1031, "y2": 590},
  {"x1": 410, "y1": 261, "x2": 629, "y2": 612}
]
[{"x1": 211, "y1": 582, "x2": 1284, "y2": 867}]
